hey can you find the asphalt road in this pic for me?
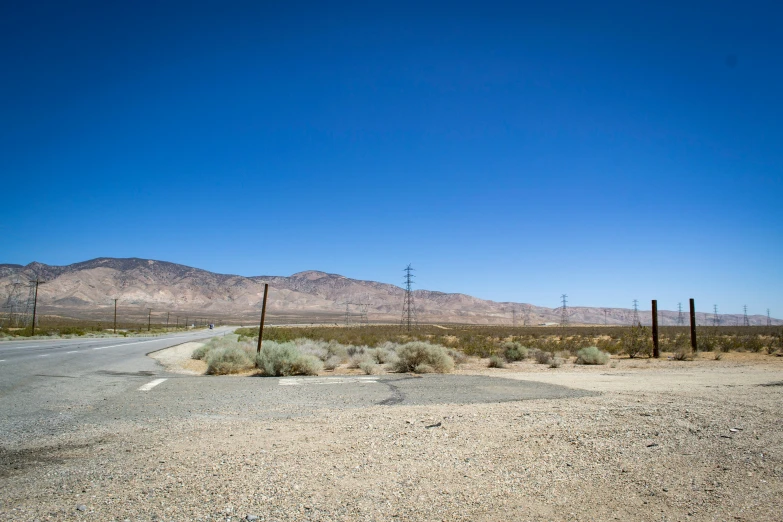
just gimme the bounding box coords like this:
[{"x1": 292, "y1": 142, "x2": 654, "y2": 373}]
[
  {"x1": 0, "y1": 329, "x2": 594, "y2": 447},
  {"x1": 0, "y1": 328, "x2": 233, "y2": 443}
]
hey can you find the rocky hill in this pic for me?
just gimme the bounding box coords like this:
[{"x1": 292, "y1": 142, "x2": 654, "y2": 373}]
[{"x1": 0, "y1": 257, "x2": 779, "y2": 326}]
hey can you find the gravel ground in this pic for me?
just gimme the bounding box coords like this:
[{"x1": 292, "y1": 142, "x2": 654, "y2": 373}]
[{"x1": 1, "y1": 352, "x2": 782, "y2": 521}]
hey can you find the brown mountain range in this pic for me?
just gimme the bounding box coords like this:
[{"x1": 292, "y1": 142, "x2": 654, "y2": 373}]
[{"x1": 0, "y1": 258, "x2": 778, "y2": 327}]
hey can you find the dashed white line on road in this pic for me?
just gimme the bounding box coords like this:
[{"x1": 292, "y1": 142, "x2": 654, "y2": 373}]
[
  {"x1": 0, "y1": 359, "x2": 5, "y2": 362},
  {"x1": 66, "y1": 351, "x2": 79, "y2": 354},
  {"x1": 38, "y1": 354, "x2": 50, "y2": 357},
  {"x1": 279, "y1": 376, "x2": 378, "y2": 386},
  {"x1": 138, "y1": 378, "x2": 167, "y2": 391},
  {"x1": 93, "y1": 339, "x2": 163, "y2": 350}
]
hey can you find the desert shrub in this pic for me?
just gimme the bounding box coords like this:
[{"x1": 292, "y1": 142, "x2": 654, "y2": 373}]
[
  {"x1": 255, "y1": 342, "x2": 322, "y2": 376},
  {"x1": 458, "y1": 335, "x2": 497, "y2": 357},
  {"x1": 549, "y1": 356, "x2": 564, "y2": 368},
  {"x1": 741, "y1": 335, "x2": 764, "y2": 353},
  {"x1": 323, "y1": 355, "x2": 342, "y2": 370},
  {"x1": 502, "y1": 341, "x2": 527, "y2": 362},
  {"x1": 532, "y1": 349, "x2": 553, "y2": 365},
  {"x1": 575, "y1": 346, "x2": 609, "y2": 365},
  {"x1": 294, "y1": 338, "x2": 329, "y2": 361},
  {"x1": 413, "y1": 363, "x2": 434, "y2": 374},
  {"x1": 193, "y1": 336, "x2": 244, "y2": 361},
  {"x1": 622, "y1": 326, "x2": 653, "y2": 358},
  {"x1": 713, "y1": 350, "x2": 723, "y2": 360},
  {"x1": 696, "y1": 331, "x2": 718, "y2": 352},
  {"x1": 346, "y1": 345, "x2": 367, "y2": 357},
  {"x1": 206, "y1": 346, "x2": 255, "y2": 375},
  {"x1": 673, "y1": 346, "x2": 694, "y2": 361},
  {"x1": 393, "y1": 341, "x2": 454, "y2": 373},
  {"x1": 348, "y1": 352, "x2": 372, "y2": 369},
  {"x1": 359, "y1": 361, "x2": 379, "y2": 375},
  {"x1": 488, "y1": 355, "x2": 506, "y2": 368},
  {"x1": 447, "y1": 348, "x2": 468, "y2": 365},
  {"x1": 290, "y1": 354, "x2": 323, "y2": 375},
  {"x1": 597, "y1": 337, "x2": 621, "y2": 355},
  {"x1": 192, "y1": 344, "x2": 211, "y2": 360}
]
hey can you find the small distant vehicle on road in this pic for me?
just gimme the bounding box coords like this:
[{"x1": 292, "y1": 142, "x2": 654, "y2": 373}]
[{"x1": 209, "y1": 324, "x2": 214, "y2": 329}]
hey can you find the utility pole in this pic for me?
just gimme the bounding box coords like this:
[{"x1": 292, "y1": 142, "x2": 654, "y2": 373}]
[
  {"x1": 257, "y1": 283, "x2": 269, "y2": 353},
  {"x1": 30, "y1": 278, "x2": 44, "y2": 336},
  {"x1": 603, "y1": 309, "x2": 609, "y2": 325},
  {"x1": 148, "y1": 309, "x2": 152, "y2": 331},
  {"x1": 768, "y1": 309, "x2": 772, "y2": 327},
  {"x1": 113, "y1": 298, "x2": 118, "y2": 333},
  {"x1": 176, "y1": 316, "x2": 179, "y2": 329},
  {"x1": 689, "y1": 298, "x2": 698, "y2": 352},
  {"x1": 512, "y1": 308, "x2": 517, "y2": 326},
  {"x1": 166, "y1": 311, "x2": 170, "y2": 330},
  {"x1": 743, "y1": 305, "x2": 750, "y2": 327}
]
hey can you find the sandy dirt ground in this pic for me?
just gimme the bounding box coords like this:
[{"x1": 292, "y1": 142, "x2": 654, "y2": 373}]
[{"x1": 2, "y1": 349, "x2": 782, "y2": 521}]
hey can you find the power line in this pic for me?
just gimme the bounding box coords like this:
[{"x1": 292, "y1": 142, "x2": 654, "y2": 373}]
[{"x1": 400, "y1": 264, "x2": 417, "y2": 332}]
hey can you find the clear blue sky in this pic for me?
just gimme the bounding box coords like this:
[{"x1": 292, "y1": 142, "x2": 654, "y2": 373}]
[{"x1": 1, "y1": 1, "x2": 781, "y2": 316}]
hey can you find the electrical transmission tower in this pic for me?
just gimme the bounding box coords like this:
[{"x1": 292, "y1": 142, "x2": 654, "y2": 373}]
[
  {"x1": 631, "y1": 300, "x2": 640, "y2": 326},
  {"x1": 511, "y1": 307, "x2": 517, "y2": 326},
  {"x1": 356, "y1": 295, "x2": 370, "y2": 325},
  {"x1": 603, "y1": 308, "x2": 610, "y2": 325},
  {"x1": 523, "y1": 305, "x2": 531, "y2": 326},
  {"x1": 559, "y1": 294, "x2": 569, "y2": 327},
  {"x1": 2, "y1": 278, "x2": 27, "y2": 327},
  {"x1": 768, "y1": 309, "x2": 772, "y2": 327},
  {"x1": 400, "y1": 264, "x2": 417, "y2": 331},
  {"x1": 743, "y1": 305, "x2": 750, "y2": 327},
  {"x1": 712, "y1": 305, "x2": 720, "y2": 327},
  {"x1": 342, "y1": 301, "x2": 352, "y2": 326},
  {"x1": 677, "y1": 303, "x2": 685, "y2": 326}
]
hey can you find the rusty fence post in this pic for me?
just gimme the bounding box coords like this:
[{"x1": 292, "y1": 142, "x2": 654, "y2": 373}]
[
  {"x1": 652, "y1": 299, "x2": 659, "y2": 358},
  {"x1": 257, "y1": 283, "x2": 269, "y2": 353}
]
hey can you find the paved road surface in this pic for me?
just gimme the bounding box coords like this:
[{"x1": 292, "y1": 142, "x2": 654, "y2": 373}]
[{"x1": 0, "y1": 329, "x2": 593, "y2": 447}]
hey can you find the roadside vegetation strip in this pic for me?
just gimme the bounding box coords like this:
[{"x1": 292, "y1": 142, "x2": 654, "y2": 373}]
[
  {"x1": 236, "y1": 324, "x2": 783, "y2": 359},
  {"x1": 138, "y1": 378, "x2": 167, "y2": 391},
  {"x1": 193, "y1": 335, "x2": 459, "y2": 376}
]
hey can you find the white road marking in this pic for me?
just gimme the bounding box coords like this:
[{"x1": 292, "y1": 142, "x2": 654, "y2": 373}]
[
  {"x1": 92, "y1": 339, "x2": 163, "y2": 350},
  {"x1": 38, "y1": 354, "x2": 50, "y2": 357},
  {"x1": 138, "y1": 378, "x2": 167, "y2": 391},
  {"x1": 66, "y1": 351, "x2": 79, "y2": 354},
  {"x1": 0, "y1": 359, "x2": 5, "y2": 362},
  {"x1": 279, "y1": 376, "x2": 379, "y2": 386}
]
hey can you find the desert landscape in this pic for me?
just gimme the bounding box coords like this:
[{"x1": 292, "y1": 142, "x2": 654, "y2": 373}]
[{"x1": 2, "y1": 342, "x2": 781, "y2": 521}]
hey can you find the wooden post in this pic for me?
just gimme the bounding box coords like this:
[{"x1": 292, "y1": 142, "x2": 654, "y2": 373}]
[
  {"x1": 257, "y1": 284, "x2": 269, "y2": 353},
  {"x1": 689, "y1": 298, "x2": 698, "y2": 352},
  {"x1": 651, "y1": 300, "x2": 659, "y2": 358}
]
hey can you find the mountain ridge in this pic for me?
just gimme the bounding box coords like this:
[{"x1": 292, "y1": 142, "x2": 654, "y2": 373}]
[{"x1": 0, "y1": 257, "x2": 779, "y2": 326}]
